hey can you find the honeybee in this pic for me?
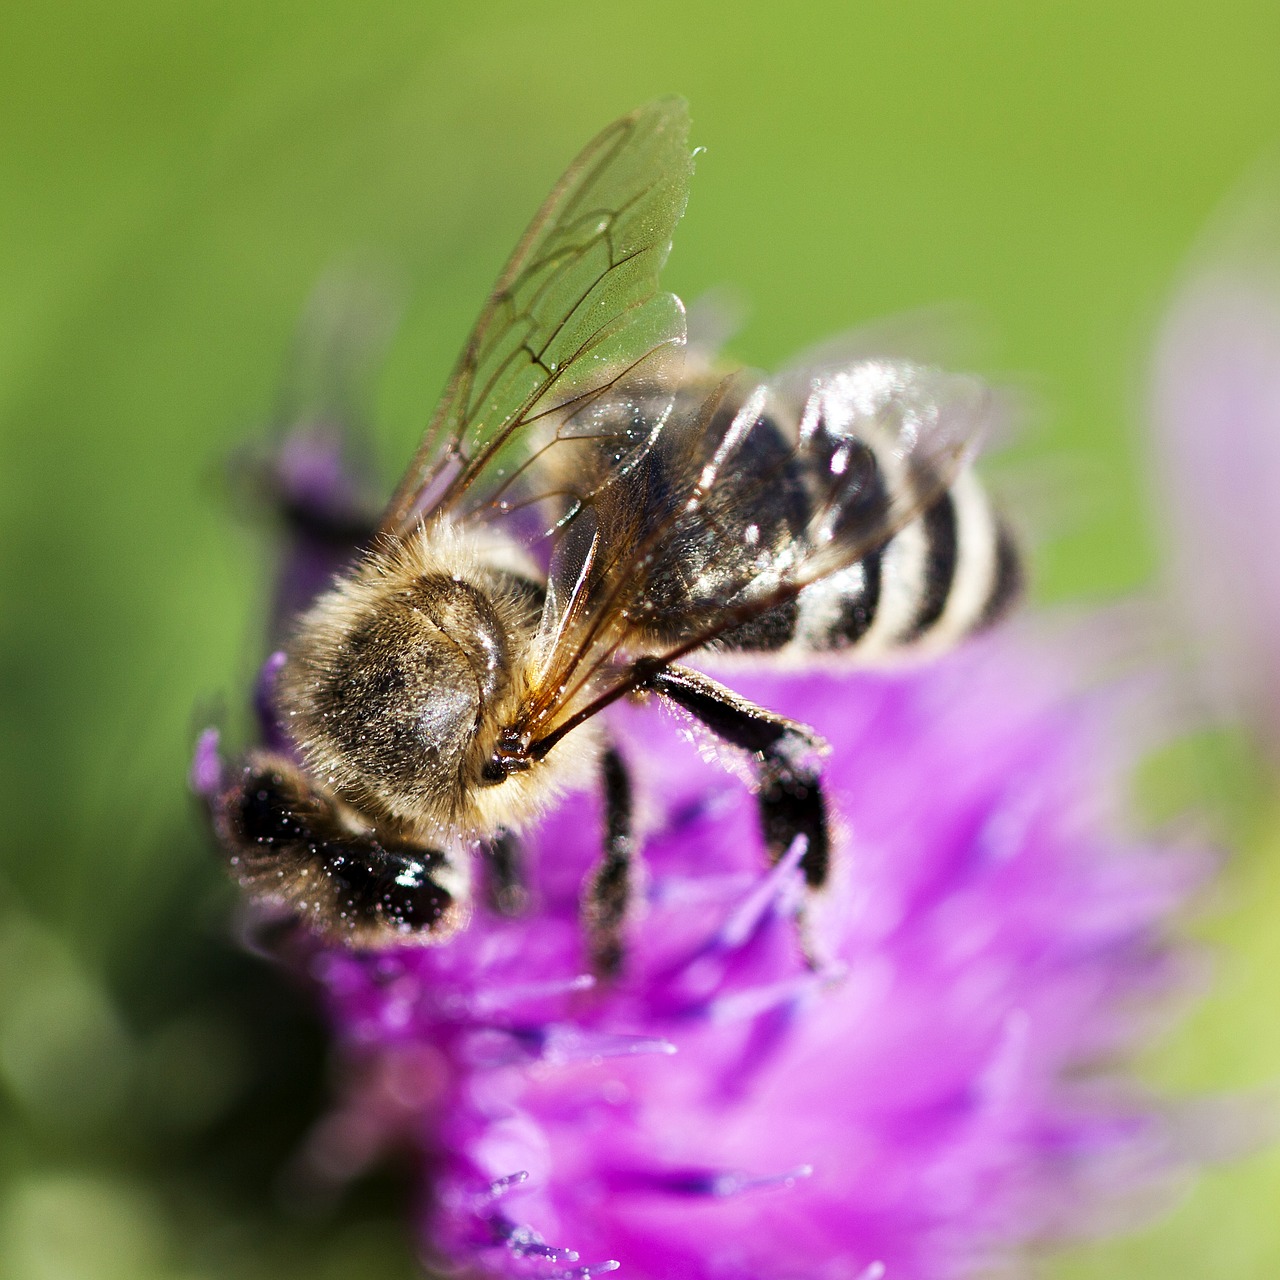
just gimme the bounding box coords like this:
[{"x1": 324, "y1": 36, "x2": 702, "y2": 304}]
[{"x1": 206, "y1": 99, "x2": 1019, "y2": 973}]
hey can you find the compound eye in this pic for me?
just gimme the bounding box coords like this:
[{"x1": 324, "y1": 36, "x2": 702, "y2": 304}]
[
  {"x1": 374, "y1": 856, "x2": 455, "y2": 933},
  {"x1": 234, "y1": 769, "x2": 307, "y2": 851},
  {"x1": 321, "y1": 839, "x2": 457, "y2": 937}
]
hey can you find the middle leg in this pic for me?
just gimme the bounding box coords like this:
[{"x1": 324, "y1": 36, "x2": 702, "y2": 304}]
[
  {"x1": 637, "y1": 663, "x2": 830, "y2": 889},
  {"x1": 581, "y1": 743, "x2": 640, "y2": 978}
]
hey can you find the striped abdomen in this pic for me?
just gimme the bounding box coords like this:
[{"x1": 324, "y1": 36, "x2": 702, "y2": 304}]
[
  {"x1": 786, "y1": 468, "x2": 1020, "y2": 659},
  {"x1": 602, "y1": 375, "x2": 1020, "y2": 662}
]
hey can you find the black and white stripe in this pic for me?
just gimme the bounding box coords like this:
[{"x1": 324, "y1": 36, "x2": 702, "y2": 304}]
[
  {"x1": 573, "y1": 358, "x2": 1018, "y2": 664},
  {"x1": 790, "y1": 467, "x2": 1016, "y2": 658}
]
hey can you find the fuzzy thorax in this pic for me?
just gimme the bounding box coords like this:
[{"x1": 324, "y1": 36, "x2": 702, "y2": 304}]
[{"x1": 276, "y1": 521, "x2": 599, "y2": 843}]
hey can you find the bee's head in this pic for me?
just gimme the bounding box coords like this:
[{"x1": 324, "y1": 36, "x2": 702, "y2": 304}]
[{"x1": 277, "y1": 568, "x2": 509, "y2": 828}]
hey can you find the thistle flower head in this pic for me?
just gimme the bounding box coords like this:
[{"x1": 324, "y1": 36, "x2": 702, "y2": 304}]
[{"x1": 197, "y1": 431, "x2": 1206, "y2": 1280}]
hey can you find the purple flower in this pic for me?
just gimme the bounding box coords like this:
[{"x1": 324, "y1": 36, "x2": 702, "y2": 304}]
[
  {"x1": 198, "y1": 432, "x2": 1207, "y2": 1280},
  {"x1": 1150, "y1": 225, "x2": 1280, "y2": 757}
]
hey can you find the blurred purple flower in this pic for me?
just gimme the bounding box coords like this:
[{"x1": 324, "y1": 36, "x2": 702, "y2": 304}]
[
  {"x1": 1150, "y1": 225, "x2": 1280, "y2": 756},
  {"x1": 199, "y1": 434, "x2": 1207, "y2": 1280}
]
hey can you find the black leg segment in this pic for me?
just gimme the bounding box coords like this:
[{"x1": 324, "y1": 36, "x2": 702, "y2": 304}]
[
  {"x1": 582, "y1": 744, "x2": 637, "y2": 978},
  {"x1": 639, "y1": 664, "x2": 830, "y2": 889},
  {"x1": 481, "y1": 829, "x2": 528, "y2": 917}
]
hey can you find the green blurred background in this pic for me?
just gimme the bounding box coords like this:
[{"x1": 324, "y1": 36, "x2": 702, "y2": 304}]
[{"x1": 4, "y1": 2, "x2": 1280, "y2": 1277}]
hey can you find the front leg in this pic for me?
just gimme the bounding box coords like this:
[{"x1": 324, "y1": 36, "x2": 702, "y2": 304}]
[
  {"x1": 581, "y1": 744, "x2": 639, "y2": 978},
  {"x1": 638, "y1": 664, "x2": 830, "y2": 890},
  {"x1": 481, "y1": 830, "x2": 529, "y2": 917},
  {"x1": 268, "y1": 453, "x2": 378, "y2": 549}
]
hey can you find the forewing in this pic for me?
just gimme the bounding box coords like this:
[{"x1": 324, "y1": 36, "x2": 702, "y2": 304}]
[
  {"x1": 379, "y1": 98, "x2": 693, "y2": 538},
  {"x1": 519, "y1": 358, "x2": 1000, "y2": 746},
  {"x1": 771, "y1": 356, "x2": 996, "y2": 580}
]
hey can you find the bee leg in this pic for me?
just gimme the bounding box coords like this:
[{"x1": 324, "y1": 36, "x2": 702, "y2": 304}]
[
  {"x1": 274, "y1": 485, "x2": 377, "y2": 549},
  {"x1": 481, "y1": 830, "x2": 529, "y2": 917},
  {"x1": 581, "y1": 744, "x2": 638, "y2": 978},
  {"x1": 640, "y1": 664, "x2": 829, "y2": 889}
]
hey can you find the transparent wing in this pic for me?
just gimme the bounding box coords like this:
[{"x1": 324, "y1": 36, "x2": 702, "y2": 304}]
[
  {"x1": 379, "y1": 98, "x2": 693, "y2": 539},
  {"x1": 518, "y1": 357, "x2": 1000, "y2": 750}
]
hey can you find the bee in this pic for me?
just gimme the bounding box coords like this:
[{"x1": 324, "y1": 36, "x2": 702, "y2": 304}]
[{"x1": 207, "y1": 98, "x2": 1019, "y2": 973}]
